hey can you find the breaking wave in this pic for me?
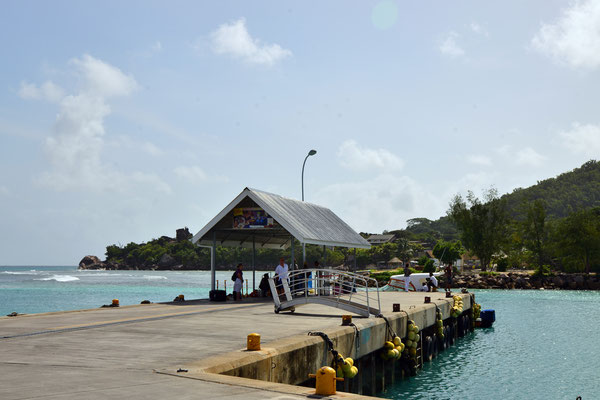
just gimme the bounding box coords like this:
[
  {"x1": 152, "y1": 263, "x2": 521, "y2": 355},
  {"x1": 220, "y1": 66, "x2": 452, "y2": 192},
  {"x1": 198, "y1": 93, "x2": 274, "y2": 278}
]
[
  {"x1": 37, "y1": 275, "x2": 80, "y2": 282},
  {"x1": 143, "y1": 275, "x2": 167, "y2": 280}
]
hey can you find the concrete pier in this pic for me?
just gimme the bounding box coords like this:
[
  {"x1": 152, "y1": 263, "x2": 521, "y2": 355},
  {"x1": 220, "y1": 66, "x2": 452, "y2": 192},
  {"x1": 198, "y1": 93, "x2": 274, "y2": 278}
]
[{"x1": 0, "y1": 291, "x2": 472, "y2": 399}]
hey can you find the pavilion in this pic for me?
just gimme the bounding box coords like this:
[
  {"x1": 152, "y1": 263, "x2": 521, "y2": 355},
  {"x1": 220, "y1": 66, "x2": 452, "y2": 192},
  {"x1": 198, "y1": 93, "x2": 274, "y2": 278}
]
[{"x1": 191, "y1": 187, "x2": 370, "y2": 292}]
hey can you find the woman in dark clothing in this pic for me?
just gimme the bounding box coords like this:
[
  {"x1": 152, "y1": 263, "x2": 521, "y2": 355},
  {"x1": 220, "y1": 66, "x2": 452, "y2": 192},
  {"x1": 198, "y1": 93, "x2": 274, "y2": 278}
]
[{"x1": 233, "y1": 263, "x2": 243, "y2": 301}]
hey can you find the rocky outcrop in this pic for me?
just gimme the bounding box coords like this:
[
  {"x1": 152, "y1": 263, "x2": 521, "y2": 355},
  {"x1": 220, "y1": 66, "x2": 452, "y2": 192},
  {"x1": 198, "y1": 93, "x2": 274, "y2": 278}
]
[
  {"x1": 157, "y1": 253, "x2": 177, "y2": 269},
  {"x1": 78, "y1": 255, "x2": 103, "y2": 270},
  {"x1": 437, "y1": 272, "x2": 600, "y2": 290}
]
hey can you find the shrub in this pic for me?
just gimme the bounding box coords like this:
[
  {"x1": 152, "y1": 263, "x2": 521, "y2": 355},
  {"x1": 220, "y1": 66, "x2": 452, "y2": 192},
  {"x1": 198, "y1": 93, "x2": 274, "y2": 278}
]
[
  {"x1": 423, "y1": 259, "x2": 436, "y2": 273},
  {"x1": 496, "y1": 258, "x2": 509, "y2": 272},
  {"x1": 479, "y1": 271, "x2": 498, "y2": 276},
  {"x1": 533, "y1": 264, "x2": 553, "y2": 277}
]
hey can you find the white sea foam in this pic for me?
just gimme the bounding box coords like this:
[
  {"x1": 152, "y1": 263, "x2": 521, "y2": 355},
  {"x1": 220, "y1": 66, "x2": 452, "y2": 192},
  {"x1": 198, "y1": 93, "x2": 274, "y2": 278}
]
[
  {"x1": 143, "y1": 275, "x2": 167, "y2": 280},
  {"x1": 2, "y1": 271, "x2": 38, "y2": 275},
  {"x1": 37, "y1": 275, "x2": 80, "y2": 282}
]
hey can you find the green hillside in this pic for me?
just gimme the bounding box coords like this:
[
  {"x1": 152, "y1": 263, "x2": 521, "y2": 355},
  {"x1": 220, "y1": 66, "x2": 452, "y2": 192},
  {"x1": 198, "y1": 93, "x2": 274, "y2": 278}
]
[
  {"x1": 406, "y1": 160, "x2": 600, "y2": 241},
  {"x1": 502, "y1": 160, "x2": 600, "y2": 220}
]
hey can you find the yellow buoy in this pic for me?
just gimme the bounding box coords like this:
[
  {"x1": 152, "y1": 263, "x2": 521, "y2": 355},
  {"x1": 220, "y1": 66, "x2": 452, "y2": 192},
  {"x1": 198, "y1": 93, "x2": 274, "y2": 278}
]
[{"x1": 247, "y1": 333, "x2": 261, "y2": 351}]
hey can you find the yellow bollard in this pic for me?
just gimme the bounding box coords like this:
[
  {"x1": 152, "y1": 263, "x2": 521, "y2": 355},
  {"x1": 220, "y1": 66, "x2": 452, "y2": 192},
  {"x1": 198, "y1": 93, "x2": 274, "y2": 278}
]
[
  {"x1": 112, "y1": 299, "x2": 119, "y2": 306},
  {"x1": 247, "y1": 333, "x2": 261, "y2": 351},
  {"x1": 308, "y1": 366, "x2": 343, "y2": 396}
]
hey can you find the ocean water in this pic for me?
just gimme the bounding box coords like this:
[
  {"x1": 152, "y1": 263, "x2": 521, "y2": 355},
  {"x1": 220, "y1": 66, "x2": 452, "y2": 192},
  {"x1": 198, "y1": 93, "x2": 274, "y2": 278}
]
[
  {"x1": 0, "y1": 266, "x2": 268, "y2": 316},
  {"x1": 3, "y1": 268, "x2": 598, "y2": 398},
  {"x1": 382, "y1": 289, "x2": 600, "y2": 400}
]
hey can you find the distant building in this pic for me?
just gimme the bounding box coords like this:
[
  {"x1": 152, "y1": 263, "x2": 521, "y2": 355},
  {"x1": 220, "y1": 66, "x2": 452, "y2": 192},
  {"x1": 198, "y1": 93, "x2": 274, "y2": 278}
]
[
  {"x1": 367, "y1": 234, "x2": 396, "y2": 245},
  {"x1": 388, "y1": 257, "x2": 403, "y2": 268}
]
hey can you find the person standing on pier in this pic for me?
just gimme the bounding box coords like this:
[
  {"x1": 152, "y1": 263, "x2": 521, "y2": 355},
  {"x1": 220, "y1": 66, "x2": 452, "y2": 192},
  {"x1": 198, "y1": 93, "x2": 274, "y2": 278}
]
[
  {"x1": 427, "y1": 272, "x2": 438, "y2": 292},
  {"x1": 274, "y1": 257, "x2": 289, "y2": 295},
  {"x1": 444, "y1": 264, "x2": 453, "y2": 294},
  {"x1": 404, "y1": 262, "x2": 411, "y2": 292},
  {"x1": 233, "y1": 263, "x2": 244, "y2": 301}
]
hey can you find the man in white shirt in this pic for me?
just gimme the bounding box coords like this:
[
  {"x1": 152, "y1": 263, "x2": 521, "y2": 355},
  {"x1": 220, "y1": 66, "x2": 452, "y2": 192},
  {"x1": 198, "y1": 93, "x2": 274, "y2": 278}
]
[
  {"x1": 274, "y1": 258, "x2": 289, "y2": 294},
  {"x1": 428, "y1": 272, "x2": 438, "y2": 292}
]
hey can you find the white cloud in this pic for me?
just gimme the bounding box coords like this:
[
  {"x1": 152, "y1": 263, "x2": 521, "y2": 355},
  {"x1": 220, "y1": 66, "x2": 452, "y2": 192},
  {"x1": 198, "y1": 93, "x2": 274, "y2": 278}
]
[
  {"x1": 142, "y1": 142, "x2": 163, "y2": 156},
  {"x1": 152, "y1": 41, "x2": 162, "y2": 52},
  {"x1": 23, "y1": 54, "x2": 171, "y2": 194},
  {"x1": 532, "y1": 0, "x2": 600, "y2": 69},
  {"x1": 0, "y1": 185, "x2": 9, "y2": 196},
  {"x1": 337, "y1": 140, "x2": 404, "y2": 171},
  {"x1": 210, "y1": 18, "x2": 292, "y2": 66},
  {"x1": 439, "y1": 31, "x2": 465, "y2": 57},
  {"x1": 70, "y1": 54, "x2": 138, "y2": 97},
  {"x1": 174, "y1": 165, "x2": 228, "y2": 184},
  {"x1": 559, "y1": 122, "x2": 600, "y2": 156},
  {"x1": 174, "y1": 165, "x2": 208, "y2": 182},
  {"x1": 470, "y1": 22, "x2": 487, "y2": 36},
  {"x1": 18, "y1": 81, "x2": 64, "y2": 102},
  {"x1": 515, "y1": 147, "x2": 546, "y2": 167},
  {"x1": 315, "y1": 174, "x2": 443, "y2": 233},
  {"x1": 467, "y1": 155, "x2": 492, "y2": 166}
]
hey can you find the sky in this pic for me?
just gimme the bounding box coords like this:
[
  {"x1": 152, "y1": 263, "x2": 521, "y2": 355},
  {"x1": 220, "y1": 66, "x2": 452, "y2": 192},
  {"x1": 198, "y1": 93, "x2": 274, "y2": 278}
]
[{"x1": 1, "y1": 0, "x2": 600, "y2": 265}]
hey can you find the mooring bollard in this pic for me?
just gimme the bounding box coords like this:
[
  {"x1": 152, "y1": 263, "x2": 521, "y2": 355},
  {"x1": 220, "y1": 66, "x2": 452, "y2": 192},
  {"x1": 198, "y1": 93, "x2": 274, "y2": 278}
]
[
  {"x1": 342, "y1": 315, "x2": 352, "y2": 325},
  {"x1": 309, "y1": 366, "x2": 343, "y2": 396},
  {"x1": 393, "y1": 303, "x2": 400, "y2": 312},
  {"x1": 247, "y1": 333, "x2": 261, "y2": 350}
]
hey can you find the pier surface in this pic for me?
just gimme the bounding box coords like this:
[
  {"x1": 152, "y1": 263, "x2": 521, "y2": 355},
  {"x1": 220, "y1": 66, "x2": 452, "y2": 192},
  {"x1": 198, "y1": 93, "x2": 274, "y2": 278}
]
[{"x1": 1, "y1": 291, "x2": 468, "y2": 399}]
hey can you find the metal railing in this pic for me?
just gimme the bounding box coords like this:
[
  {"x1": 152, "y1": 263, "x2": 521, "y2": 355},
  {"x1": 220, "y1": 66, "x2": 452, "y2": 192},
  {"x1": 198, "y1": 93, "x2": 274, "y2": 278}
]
[{"x1": 268, "y1": 269, "x2": 381, "y2": 317}]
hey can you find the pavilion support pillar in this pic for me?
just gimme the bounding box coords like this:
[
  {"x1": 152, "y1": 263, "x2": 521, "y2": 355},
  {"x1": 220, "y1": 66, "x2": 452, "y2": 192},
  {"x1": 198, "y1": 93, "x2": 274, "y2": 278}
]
[
  {"x1": 290, "y1": 236, "x2": 295, "y2": 271},
  {"x1": 252, "y1": 235, "x2": 256, "y2": 291},
  {"x1": 211, "y1": 231, "x2": 216, "y2": 292},
  {"x1": 302, "y1": 243, "x2": 306, "y2": 267},
  {"x1": 323, "y1": 245, "x2": 327, "y2": 267},
  {"x1": 354, "y1": 248, "x2": 357, "y2": 272}
]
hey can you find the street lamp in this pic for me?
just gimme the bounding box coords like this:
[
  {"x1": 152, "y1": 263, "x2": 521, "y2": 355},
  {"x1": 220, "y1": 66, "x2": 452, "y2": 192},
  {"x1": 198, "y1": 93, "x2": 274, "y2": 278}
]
[
  {"x1": 302, "y1": 149, "x2": 317, "y2": 201},
  {"x1": 301, "y1": 149, "x2": 317, "y2": 266}
]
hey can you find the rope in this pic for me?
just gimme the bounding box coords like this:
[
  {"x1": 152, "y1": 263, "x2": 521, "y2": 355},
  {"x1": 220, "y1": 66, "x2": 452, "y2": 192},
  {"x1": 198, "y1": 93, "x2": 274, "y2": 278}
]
[
  {"x1": 348, "y1": 323, "x2": 360, "y2": 358},
  {"x1": 308, "y1": 331, "x2": 339, "y2": 360},
  {"x1": 377, "y1": 314, "x2": 397, "y2": 340}
]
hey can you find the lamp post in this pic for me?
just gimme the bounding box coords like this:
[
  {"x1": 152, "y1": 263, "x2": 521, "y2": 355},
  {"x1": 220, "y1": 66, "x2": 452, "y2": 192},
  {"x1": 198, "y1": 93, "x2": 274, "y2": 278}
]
[
  {"x1": 301, "y1": 149, "x2": 317, "y2": 266},
  {"x1": 302, "y1": 149, "x2": 317, "y2": 201}
]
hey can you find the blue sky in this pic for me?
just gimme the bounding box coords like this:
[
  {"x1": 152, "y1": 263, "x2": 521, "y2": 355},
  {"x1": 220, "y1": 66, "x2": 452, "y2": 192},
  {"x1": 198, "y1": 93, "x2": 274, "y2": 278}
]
[{"x1": 2, "y1": 1, "x2": 600, "y2": 265}]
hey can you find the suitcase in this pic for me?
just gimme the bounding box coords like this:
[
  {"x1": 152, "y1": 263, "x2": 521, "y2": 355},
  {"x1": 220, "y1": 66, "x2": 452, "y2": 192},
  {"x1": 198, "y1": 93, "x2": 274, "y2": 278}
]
[{"x1": 209, "y1": 289, "x2": 227, "y2": 302}]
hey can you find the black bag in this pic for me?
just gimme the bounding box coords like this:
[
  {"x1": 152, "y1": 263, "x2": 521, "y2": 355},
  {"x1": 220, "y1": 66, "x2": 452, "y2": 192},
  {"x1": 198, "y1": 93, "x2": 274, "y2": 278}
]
[
  {"x1": 231, "y1": 271, "x2": 237, "y2": 282},
  {"x1": 209, "y1": 290, "x2": 227, "y2": 302}
]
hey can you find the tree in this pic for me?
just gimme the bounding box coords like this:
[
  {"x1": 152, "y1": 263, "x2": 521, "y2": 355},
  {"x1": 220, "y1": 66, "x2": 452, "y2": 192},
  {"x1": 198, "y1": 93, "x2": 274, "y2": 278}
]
[
  {"x1": 520, "y1": 199, "x2": 549, "y2": 267},
  {"x1": 395, "y1": 238, "x2": 413, "y2": 264},
  {"x1": 448, "y1": 188, "x2": 509, "y2": 271},
  {"x1": 554, "y1": 207, "x2": 600, "y2": 273},
  {"x1": 432, "y1": 240, "x2": 465, "y2": 266}
]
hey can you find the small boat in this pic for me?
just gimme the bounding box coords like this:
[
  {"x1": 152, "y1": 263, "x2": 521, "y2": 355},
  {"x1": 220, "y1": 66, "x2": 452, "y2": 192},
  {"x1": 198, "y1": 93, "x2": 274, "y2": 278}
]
[
  {"x1": 477, "y1": 309, "x2": 495, "y2": 328},
  {"x1": 388, "y1": 272, "x2": 442, "y2": 291}
]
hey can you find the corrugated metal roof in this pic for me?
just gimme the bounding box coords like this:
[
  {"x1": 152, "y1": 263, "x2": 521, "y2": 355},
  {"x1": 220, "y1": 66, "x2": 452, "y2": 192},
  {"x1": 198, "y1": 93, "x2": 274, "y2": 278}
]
[{"x1": 192, "y1": 187, "x2": 370, "y2": 249}]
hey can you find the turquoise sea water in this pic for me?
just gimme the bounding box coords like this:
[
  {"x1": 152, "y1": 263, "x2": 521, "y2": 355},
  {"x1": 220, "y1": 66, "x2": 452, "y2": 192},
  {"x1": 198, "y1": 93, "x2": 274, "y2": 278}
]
[
  {"x1": 0, "y1": 266, "x2": 267, "y2": 316},
  {"x1": 3, "y1": 268, "x2": 599, "y2": 398},
  {"x1": 382, "y1": 289, "x2": 600, "y2": 400}
]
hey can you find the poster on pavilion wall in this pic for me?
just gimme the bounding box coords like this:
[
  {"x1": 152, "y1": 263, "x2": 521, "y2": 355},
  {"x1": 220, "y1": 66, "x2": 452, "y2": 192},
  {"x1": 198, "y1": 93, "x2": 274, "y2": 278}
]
[{"x1": 232, "y1": 207, "x2": 274, "y2": 229}]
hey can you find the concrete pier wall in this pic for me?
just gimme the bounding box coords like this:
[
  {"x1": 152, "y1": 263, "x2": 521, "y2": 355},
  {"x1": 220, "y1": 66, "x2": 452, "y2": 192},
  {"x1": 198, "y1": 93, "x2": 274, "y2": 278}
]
[{"x1": 194, "y1": 293, "x2": 473, "y2": 395}]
